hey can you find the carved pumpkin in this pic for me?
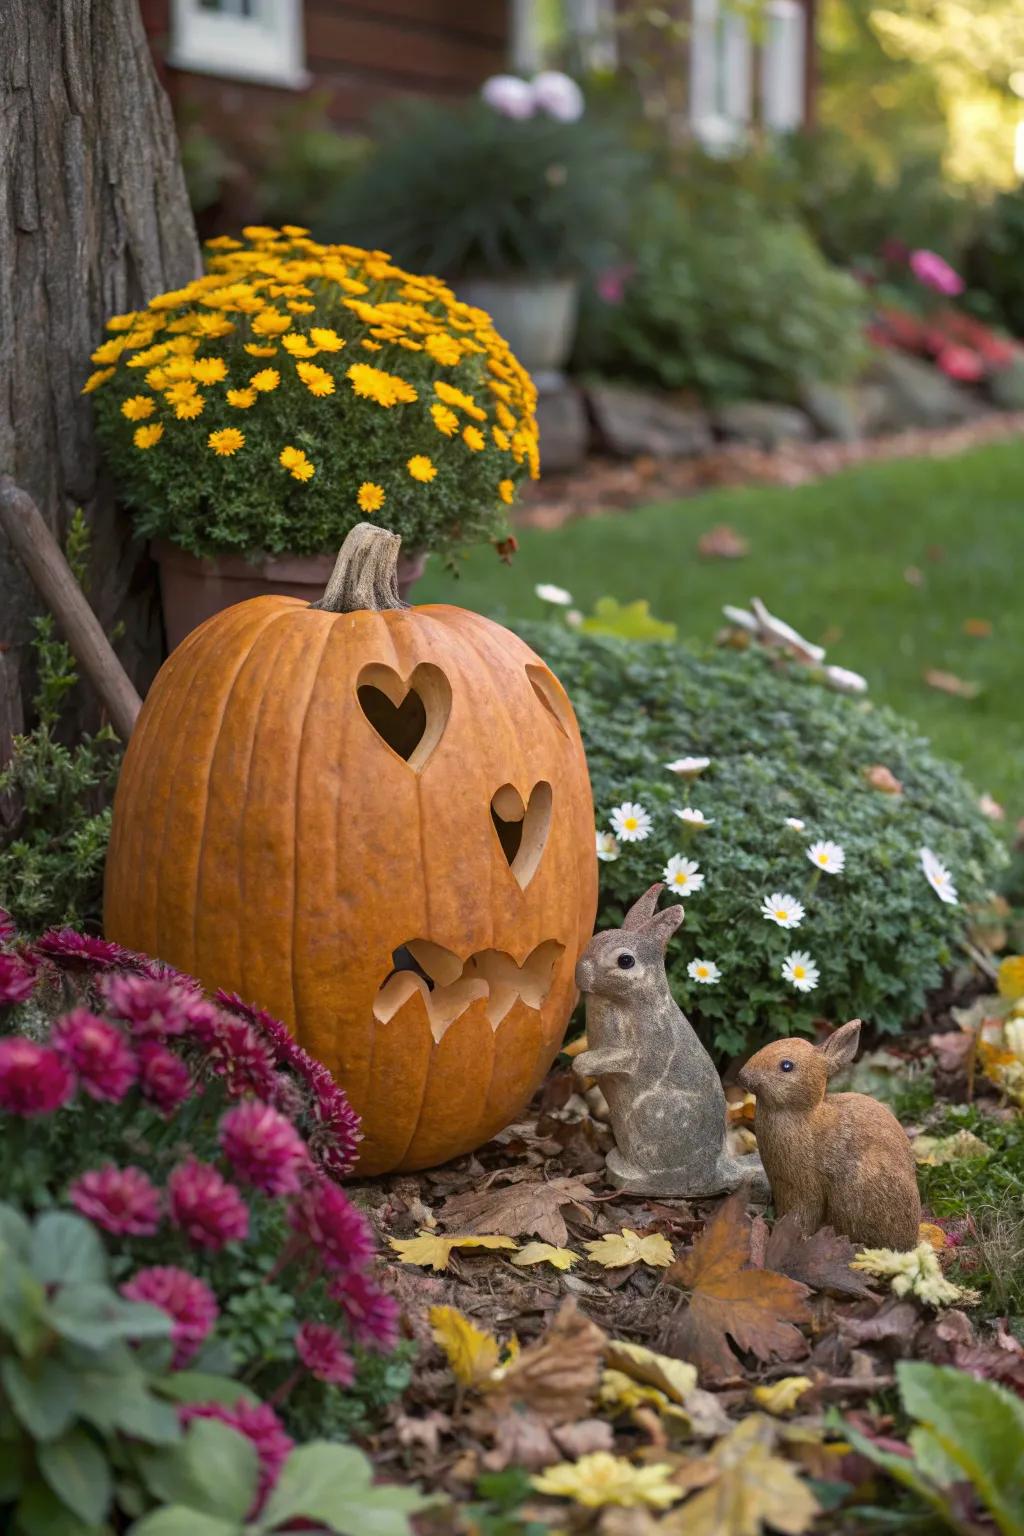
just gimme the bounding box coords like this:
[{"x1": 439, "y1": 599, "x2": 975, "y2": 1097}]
[{"x1": 104, "y1": 525, "x2": 597, "y2": 1174}]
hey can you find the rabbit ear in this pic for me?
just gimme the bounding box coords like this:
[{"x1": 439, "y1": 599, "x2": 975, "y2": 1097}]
[
  {"x1": 817, "y1": 1019, "x2": 861, "y2": 1076},
  {"x1": 645, "y1": 903, "x2": 685, "y2": 949},
  {"x1": 622, "y1": 883, "x2": 665, "y2": 931}
]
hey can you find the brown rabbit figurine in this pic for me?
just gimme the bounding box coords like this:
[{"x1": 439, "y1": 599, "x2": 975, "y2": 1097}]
[
  {"x1": 738, "y1": 1019, "x2": 921, "y2": 1250},
  {"x1": 573, "y1": 883, "x2": 766, "y2": 1198}
]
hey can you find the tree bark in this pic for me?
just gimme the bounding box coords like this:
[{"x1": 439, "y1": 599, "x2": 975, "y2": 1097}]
[{"x1": 0, "y1": 0, "x2": 200, "y2": 701}]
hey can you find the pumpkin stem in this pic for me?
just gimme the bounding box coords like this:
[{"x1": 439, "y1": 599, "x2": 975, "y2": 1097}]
[{"x1": 311, "y1": 523, "x2": 409, "y2": 614}]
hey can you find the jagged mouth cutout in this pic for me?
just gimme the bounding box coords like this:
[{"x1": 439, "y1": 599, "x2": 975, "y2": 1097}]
[{"x1": 374, "y1": 939, "x2": 565, "y2": 1042}]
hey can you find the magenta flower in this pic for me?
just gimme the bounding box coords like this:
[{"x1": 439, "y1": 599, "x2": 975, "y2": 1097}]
[
  {"x1": 137, "y1": 1041, "x2": 192, "y2": 1114},
  {"x1": 219, "y1": 1101, "x2": 308, "y2": 1196},
  {"x1": 168, "y1": 1158, "x2": 249, "y2": 1250},
  {"x1": 937, "y1": 344, "x2": 984, "y2": 383},
  {"x1": 51, "y1": 1009, "x2": 137, "y2": 1103},
  {"x1": 909, "y1": 249, "x2": 964, "y2": 297},
  {"x1": 0, "y1": 953, "x2": 37, "y2": 1007},
  {"x1": 295, "y1": 1321, "x2": 355, "y2": 1386},
  {"x1": 289, "y1": 1176, "x2": 375, "y2": 1274},
  {"x1": 0, "y1": 908, "x2": 17, "y2": 944},
  {"x1": 69, "y1": 1163, "x2": 161, "y2": 1236},
  {"x1": 595, "y1": 263, "x2": 634, "y2": 306},
  {"x1": 207, "y1": 1014, "x2": 279, "y2": 1100},
  {"x1": 182, "y1": 1402, "x2": 293, "y2": 1514},
  {"x1": 121, "y1": 1265, "x2": 218, "y2": 1367},
  {"x1": 330, "y1": 1269, "x2": 401, "y2": 1351},
  {"x1": 0, "y1": 1037, "x2": 74, "y2": 1115},
  {"x1": 34, "y1": 928, "x2": 127, "y2": 970},
  {"x1": 102, "y1": 973, "x2": 193, "y2": 1037}
]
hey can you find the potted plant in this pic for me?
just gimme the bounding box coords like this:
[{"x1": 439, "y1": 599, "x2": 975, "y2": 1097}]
[
  {"x1": 86, "y1": 228, "x2": 539, "y2": 647},
  {"x1": 327, "y1": 76, "x2": 631, "y2": 379}
]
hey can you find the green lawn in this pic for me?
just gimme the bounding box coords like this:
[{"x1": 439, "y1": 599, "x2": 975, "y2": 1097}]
[{"x1": 418, "y1": 437, "x2": 1024, "y2": 810}]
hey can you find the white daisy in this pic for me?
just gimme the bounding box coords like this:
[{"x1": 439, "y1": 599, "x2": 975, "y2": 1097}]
[
  {"x1": 784, "y1": 817, "x2": 806, "y2": 831},
  {"x1": 687, "y1": 958, "x2": 721, "y2": 985},
  {"x1": 674, "y1": 807, "x2": 713, "y2": 827},
  {"x1": 535, "y1": 582, "x2": 572, "y2": 606},
  {"x1": 782, "y1": 951, "x2": 819, "y2": 993},
  {"x1": 761, "y1": 892, "x2": 805, "y2": 929},
  {"x1": 806, "y1": 840, "x2": 845, "y2": 875},
  {"x1": 664, "y1": 855, "x2": 704, "y2": 896},
  {"x1": 609, "y1": 802, "x2": 652, "y2": 843},
  {"x1": 596, "y1": 831, "x2": 620, "y2": 862},
  {"x1": 920, "y1": 847, "x2": 958, "y2": 906},
  {"x1": 665, "y1": 756, "x2": 710, "y2": 778}
]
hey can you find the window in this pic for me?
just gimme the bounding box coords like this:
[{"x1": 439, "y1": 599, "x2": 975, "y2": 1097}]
[
  {"x1": 762, "y1": 0, "x2": 807, "y2": 133},
  {"x1": 689, "y1": 0, "x2": 752, "y2": 152},
  {"x1": 169, "y1": 0, "x2": 309, "y2": 90}
]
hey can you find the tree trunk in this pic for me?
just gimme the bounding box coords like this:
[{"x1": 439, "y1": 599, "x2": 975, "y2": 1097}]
[{"x1": 0, "y1": 0, "x2": 200, "y2": 703}]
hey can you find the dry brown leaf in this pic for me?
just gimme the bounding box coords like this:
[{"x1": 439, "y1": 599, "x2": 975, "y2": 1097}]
[
  {"x1": 963, "y1": 617, "x2": 993, "y2": 637},
  {"x1": 438, "y1": 1173, "x2": 597, "y2": 1247},
  {"x1": 477, "y1": 1409, "x2": 561, "y2": 1472},
  {"x1": 761, "y1": 1213, "x2": 877, "y2": 1299},
  {"x1": 665, "y1": 1191, "x2": 811, "y2": 1382},
  {"x1": 486, "y1": 1297, "x2": 607, "y2": 1424},
  {"x1": 923, "y1": 668, "x2": 981, "y2": 699},
  {"x1": 698, "y1": 523, "x2": 750, "y2": 560},
  {"x1": 863, "y1": 763, "x2": 903, "y2": 795},
  {"x1": 661, "y1": 1415, "x2": 820, "y2": 1536}
]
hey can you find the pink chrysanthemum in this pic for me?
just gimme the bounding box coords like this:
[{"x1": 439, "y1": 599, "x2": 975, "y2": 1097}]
[
  {"x1": 51, "y1": 1009, "x2": 137, "y2": 1103},
  {"x1": 137, "y1": 1040, "x2": 192, "y2": 1114},
  {"x1": 0, "y1": 908, "x2": 16, "y2": 944},
  {"x1": 69, "y1": 1163, "x2": 162, "y2": 1235},
  {"x1": 219, "y1": 1100, "x2": 308, "y2": 1196},
  {"x1": 289, "y1": 1176, "x2": 375, "y2": 1274},
  {"x1": 0, "y1": 1037, "x2": 74, "y2": 1115},
  {"x1": 34, "y1": 928, "x2": 127, "y2": 970},
  {"x1": 102, "y1": 973, "x2": 193, "y2": 1037},
  {"x1": 0, "y1": 953, "x2": 37, "y2": 1007},
  {"x1": 295, "y1": 1321, "x2": 355, "y2": 1386},
  {"x1": 121, "y1": 1265, "x2": 218, "y2": 1367},
  {"x1": 207, "y1": 1014, "x2": 279, "y2": 1100},
  {"x1": 168, "y1": 1158, "x2": 249, "y2": 1250},
  {"x1": 329, "y1": 1268, "x2": 401, "y2": 1351},
  {"x1": 182, "y1": 1401, "x2": 293, "y2": 1514}
]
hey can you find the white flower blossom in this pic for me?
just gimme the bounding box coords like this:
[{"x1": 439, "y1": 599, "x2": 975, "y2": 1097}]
[
  {"x1": 609, "y1": 802, "x2": 652, "y2": 843},
  {"x1": 664, "y1": 855, "x2": 704, "y2": 897},
  {"x1": 687, "y1": 958, "x2": 721, "y2": 985},
  {"x1": 481, "y1": 74, "x2": 535, "y2": 119},
  {"x1": 784, "y1": 818, "x2": 806, "y2": 831},
  {"x1": 781, "y1": 951, "x2": 819, "y2": 993},
  {"x1": 760, "y1": 892, "x2": 805, "y2": 929},
  {"x1": 535, "y1": 582, "x2": 573, "y2": 606},
  {"x1": 531, "y1": 70, "x2": 585, "y2": 122},
  {"x1": 806, "y1": 840, "x2": 845, "y2": 875},
  {"x1": 596, "y1": 831, "x2": 620, "y2": 862},
  {"x1": 920, "y1": 847, "x2": 958, "y2": 906},
  {"x1": 665, "y1": 756, "x2": 710, "y2": 777},
  {"x1": 674, "y1": 807, "x2": 713, "y2": 827}
]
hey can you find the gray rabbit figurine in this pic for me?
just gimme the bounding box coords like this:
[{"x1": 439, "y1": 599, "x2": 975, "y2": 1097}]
[{"x1": 573, "y1": 883, "x2": 767, "y2": 1198}]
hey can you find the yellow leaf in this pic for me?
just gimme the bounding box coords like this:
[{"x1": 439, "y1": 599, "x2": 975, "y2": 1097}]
[
  {"x1": 918, "y1": 1221, "x2": 947, "y2": 1251},
  {"x1": 585, "y1": 1229, "x2": 674, "y2": 1269},
  {"x1": 752, "y1": 1377, "x2": 814, "y2": 1415},
  {"x1": 388, "y1": 1231, "x2": 518, "y2": 1271},
  {"x1": 512, "y1": 1241, "x2": 578, "y2": 1271},
  {"x1": 532, "y1": 1451, "x2": 682, "y2": 1510},
  {"x1": 428, "y1": 1305, "x2": 501, "y2": 1387},
  {"x1": 605, "y1": 1339, "x2": 697, "y2": 1403},
  {"x1": 661, "y1": 1415, "x2": 820, "y2": 1536}
]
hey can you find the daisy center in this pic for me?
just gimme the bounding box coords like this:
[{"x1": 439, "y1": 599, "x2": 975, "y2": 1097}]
[
  {"x1": 793, "y1": 966, "x2": 806, "y2": 979},
  {"x1": 776, "y1": 908, "x2": 789, "y2": 921},
  {"x1": 623, "y1": 817, "x2": 638, "y2": 831}
]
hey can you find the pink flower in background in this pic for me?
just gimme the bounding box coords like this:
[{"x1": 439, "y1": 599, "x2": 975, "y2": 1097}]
[
  {"x1": 34, "y1": 928, "x2": 127, "y2": 970},
  {"x1": 182, "y1": 1402, "x2": 293, "y2": 1514},
  {"x1": 289, "y1": 1176, "x2": 375, "y2": 1274},
  {"x1": 51, "y1": 1009, "x2": 137, "y2": 1103},
  {"x1": 330, "y1": 1269, "x2": 400, "y2": 1351},
  {"x1": 102, "y1": 973, "x2": 192, "y2": 1037},
  {"x1": 70, "y1": 1163, "x2": 162, "y2": 1235},
  {"x1": 295, "y1": 1321, "x2": 355, "y2": 1386},
  {"x1": 531, "y1": 70, "x2": 585, "y2": 122},
  {"x1": 0, "y1": 953, "x2": 37, "y2": 1006},
  {"x1": 481, "y1": 73, "x2": 535, "y2": 119},
  {"x1": 137, "y1": 1040, "x2": 192, "y2": 1114},
  {"x1": 937, "y1": 344, "x2": 984, "y2": 382},
  {"x1": 595, "y1": 263, "x2": 635, "y2": 306},
  {"x1": 168, "y1": 1158, "x2": 249, "y2": 1250},
  {"x1": 909, "y1": 249, "x2": 964, "y2": 296},
  {"x1": 219, "y1": 1100, "x2": 309, "y2": 1196},
  {"x1": 207, "y1": 1014, "x2": 279, "y2": 1100},
  {"x1": 0, "y1": 908, "x2": 16, "y2": 943},
  {"x1": 122, "y1": 1265, "x2": 218, "y2": 1367},
  {"x1": 0, "y1": 1037, "x2": 74, "y2": 1115}
]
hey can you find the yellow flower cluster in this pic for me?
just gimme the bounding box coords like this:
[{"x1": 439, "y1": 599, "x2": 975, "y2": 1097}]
[{"x1": 88, "y1": 225, "x2": 539, "y2": 519}]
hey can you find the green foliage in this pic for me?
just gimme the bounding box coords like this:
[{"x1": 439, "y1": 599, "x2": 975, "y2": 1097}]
[
  {"x1": 842, "y1": 1361, "x2": 1024, "y2": 1536},
  {"x1": 0, "y1": 511, "x2": 121, "y2": 933},
  {"x1": 516, "y1": 623, "x2": 1005, "y2": 1057},
  {"x1": 254, "y1": 100, "x2": 371, "y2": 233},
  {"x1": 966, "y1": 187, "x2": 1024, "y2": 337},
  {"x1": 326, "y1": 98, "x2": 635, "y2": 279},
  {"x1": 576, "y1": 186, "x2": 868, "y2": 405}
]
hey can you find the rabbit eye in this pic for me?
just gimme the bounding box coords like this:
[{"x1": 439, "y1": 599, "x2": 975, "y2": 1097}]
[
  {"x1": 617, "y1": 953, "x2": 636, "y2": 970},
  {"x1": 780, "y1": 1059, "x2": 794, "y2": 1073}
]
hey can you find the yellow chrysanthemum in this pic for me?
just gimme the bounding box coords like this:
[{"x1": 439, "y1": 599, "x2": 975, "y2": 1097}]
[
  {"x1": 492, "y1": 426, "x2": 510, "y2": 451},
  {"x1": 310, "y1": 327, "x2": 345, "y2": 352},
  {"x1": 424, "y1": 332, "x2": 462, "y2": 366},
  {"x1": 81, "y1": 368, "x2": 115, "y2": 394},
  {"x1": 164, "y1": 380, "x2": 198, "y2": 406},
  {"x1": 175, "y1": 395, "x2": 205, "y2": 420},
  {"x1": 145, "y1": 366, "x2": 170, "y2": 392},
  {"x1": 191, "y1": 357, "x2": 228, "y2": 385},
  {"x1": 163, "y1": 356, "x2": 196, "y2": 382},
  {"x1": 357, "y1": 482, "x2": 386, "y2": 513},
  {"x1": 244, "y1": 343, "x2": 278, "y2": 358},
  {"x1": 251, "y1": 309, "x2": 292, "y2": 337},
  {"x1": 346, "y1": 363, "x2": 417, "y2": 408},
  {"x1": 296, "y1": 362, "x2": 335, "y2": 398},
  {"x1": 360, "y1": 340, "x2": 382, "y2": 352},
  {"x1": 279, "y1": 445, "x2": 314, "y2": 482},
  {"x1": 205, "y1": 235, "x2": 243, "y2": 251},
  {"x1": 250, "y1": 369, "x2": 281, "y2": 393},
  {"x1": 208, "y1": 427, "x2": 245, "y2": 456},
  {"x1": 462, "y1": 426, "x2": 485, "y2": 452},
  {"x1": 282, "y1": 334, "x2": 319, "y2": 359},
  {"x1": 90, "y1": 337, "x2": 128, "y2": 366},
  {"x1": 121, "y1": 395, "x2": 155, "y2": 421},
  {"x1": 433, "y1": 380, "x2": 486, "y2": 420},
  {"x1": 495, "y1": 401, "x2": 516, "y2": 432},
  {"x1": 105, "y1": 311, "x2": 139, "y2": 332},
  {"x1": 133, "y1": 423, "x2": 164, "y2": 450},
  {"x1": 226, "y1": 388, "x2": 257, "y2": 409},
  {"x1": 288, "y1": 300, "x2": 316, "y2": 314},
  {"x1": 430, "y1": 404, "x2": 459, "y2": 437},
  {"x1": 499, "y1": 479, "x2": 515, "y2": 505},
  {"x1": 128, "y1": 343, "x2": 171, "y2": 369},
  {"x1": 193, "y1": 314, "x2": 235, "y2": 339},
  {"x1": 407, "y1": 455, "x2": 437, "y2": 483}
]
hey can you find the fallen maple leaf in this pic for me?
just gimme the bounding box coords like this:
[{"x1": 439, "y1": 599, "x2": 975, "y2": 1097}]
[
  {"x1": 389, "y1": 1231, "x2": 517, "y2": 1271},
  {"x1": 512, "y1": 1241, "x2": 578, "y2": 1271},
  {"x1": 586, "y1": 1229, "x2": 674, "y2": 1269},
  {"x1": 761, "y1": 1213, "x2": 876, "y2": 1299},
  {"x1": 863, "y1": 763, "x2": 903, "y2": 795},
  {"x1": 428, "y1": 1305, "x2": 508, "y2": 1387},
  {"x1": 664, "y1": 1191, "x2": 811, "y2": 1382},
  {"x1": 661, "y1": 1415, "x2": 820, "y2": 1535},
  {"x1": 485, "y1": 1298, "x2": 607, "y2": 1424},
  {"x1": 923, "y1": 668, "x2": 981, "y2": 699},
  {"x1": 698, "y1": 523, "x2": 750, "y2": 560},
  {"x1": 752, "y1": 1377, "x2": 813, "y2": 1415},
  {"x1": 437, "y1": 1173, "x2": 597, "y2": 1247}
]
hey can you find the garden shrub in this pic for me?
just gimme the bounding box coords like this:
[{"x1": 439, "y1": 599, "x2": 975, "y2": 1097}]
[
  {"x1": 575, "y1": 187, "x2": 867, "y2": 405},
  {"x1": 0, "y1": 916, "x2": 416, "y2": 1531},
  {"x1": 517, "y1": 624, "x2": 1006, "y2": 1057},
  {"x1": 965, "y1": 185, "x2": 1024, "y2": 338}
]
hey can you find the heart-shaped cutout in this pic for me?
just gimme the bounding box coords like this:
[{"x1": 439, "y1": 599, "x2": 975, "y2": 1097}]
[
  {"x1": 491, "y1": 781, "x2": 552, "y2": 890},
  {"x1": 357, "y1": 662, "x2": 451, "y2": 771}
]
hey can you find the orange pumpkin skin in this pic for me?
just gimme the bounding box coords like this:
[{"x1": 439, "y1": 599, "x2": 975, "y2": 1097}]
[{"x1": 104, "y1": 592, "x2": 597, "y2": 1174}]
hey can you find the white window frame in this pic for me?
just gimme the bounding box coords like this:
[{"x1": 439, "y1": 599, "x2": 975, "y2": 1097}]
[
  {"x1": 689, "y1": 0, "x2": 752, "y2": 153},
  {"x1": 762, "y1": 0, "x2": 806, "y2": 133},
  {"x1": 168, "y1": 0, "x2": 310, "y2": 91}
]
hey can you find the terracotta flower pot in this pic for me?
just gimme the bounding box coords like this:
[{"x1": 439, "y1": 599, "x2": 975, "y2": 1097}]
[{"x1": 154, "y1": 540, "x2": 428, "y2": 652}]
